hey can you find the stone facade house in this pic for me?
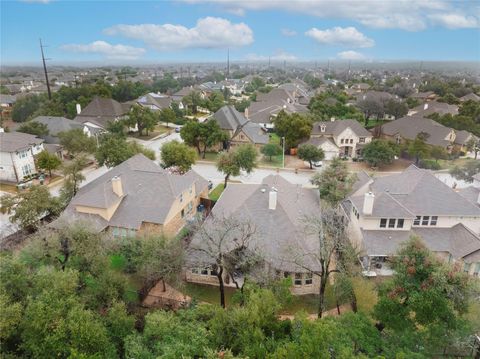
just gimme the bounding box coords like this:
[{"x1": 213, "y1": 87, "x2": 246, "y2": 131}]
[
  {"x1": 212, "y1": 105, "x2": 269, "y2": 150},
  {"x1": 303, "y1": 119, "x2": 372, "y2": 159}
]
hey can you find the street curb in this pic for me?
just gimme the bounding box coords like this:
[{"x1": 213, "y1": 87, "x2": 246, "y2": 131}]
[{"x1": 195, "y1": 160, "x2": 316, "y2": 173}]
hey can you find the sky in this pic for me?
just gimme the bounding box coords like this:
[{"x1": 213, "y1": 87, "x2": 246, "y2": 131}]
[{"x1": 1, "y1": 0, "x2": 479, "y2": 65}]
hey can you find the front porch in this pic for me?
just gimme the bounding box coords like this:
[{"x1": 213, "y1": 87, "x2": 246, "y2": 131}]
[{"x1": 360, "y1": 256, "x2": 395, "y2": 277}]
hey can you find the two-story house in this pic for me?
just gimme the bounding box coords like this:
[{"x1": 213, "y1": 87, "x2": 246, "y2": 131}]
[
  {"x1": 344, "y1": 165, "x2": 480, "y2": 277},
  {"x1": 0, "y1": 131, "x2": 44, "y2": 183},
  {"x1": 186, "y1": 175, "x2": 322, "y2": 295},
  {"x1": 74, "y1": 96, "x2": 131, "y2": 131},
  {"x1": 212, "y1": 106, "x2": 269, "y2": 150},
  {"x1": 54, "y1": 154, "x2": 209, "y2": 237},
  {"x1": 303, "y1": 119, "x2": 372, "y2": 159}
]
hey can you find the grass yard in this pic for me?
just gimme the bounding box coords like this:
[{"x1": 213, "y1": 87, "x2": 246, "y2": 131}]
[
  {"x1": 0, "y1": 182, "x2": 18, "y2": 194},
  {"x1": 269, "y1": 133, "x2": 281, "y2": 145},
  {"x1": 200, "y1": 152, "x2": 220, "y2": 162},
  {"x1": 437, "y1": 157, "x2": 474, "y2": 171},
  {"x1": 208, "y1": 184, "x2": 224, "y2": 201},
  {"x1": 260, "y1": 154, "x2": 283, "y2": 168},
  {"x1": 130, "y1": 125, "x2": 171, "y2": 140},
  {"x1": 184, "y1": 283, "x2": 237, "y2": 307},
  {"x1": 364, "y1": 119, "x2": 389, "y2": 129}
]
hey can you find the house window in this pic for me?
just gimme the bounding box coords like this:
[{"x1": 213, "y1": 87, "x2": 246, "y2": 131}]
[
  {"x1": 340, "y1": 139, "x2": 344, "y2": 144},
  {"x1": 349, "y1": 139, "x2": 353, "y2": 144},
  {"x1": 380, "y1": 218, "x2": 387, "y2": 228},
  {"x1": 359, "y1": 137, "x2": 365, "y2": 143},
  {"x1": 180, "y1": 193, "x2": 183, "y2": 202},
  {"x1": 414, "y1": 216, "x2": 421, "y2": 226},
  {"x1": 463, "y1": 263, "x2": 471, "y2": 274},
  {"x1": 430, "y1": 216, "x2": 438, "y2": 226},
  {"x1": 191, "y1": 268, "x2": 200, "y2": 274},
  {"x1": 474, "y1": 264, "x2": 480, "y2": 277},
  {"x1": 388, "y1": 219, "x2": 396, "y2": 228},
  {"x1": 422, "y1": 216, "x2": 430, "y2": 226},
  {"x1": 283, "y1": 271, "x2": 290, "y2": 279},
  {"x1": 21, "y1": 164, "x2": 32, "y2": 176},
  {"x1": 397, "y1": 219, "x2": 404, "y2": 228},
  {"x1": 294, "y1": 273, "x2": 302, "y2": 286},
  {"x1": 201, "y1": 268, "x2": 209, "y2": 275},
  {"x1": 18, "y1": 150, "x2": 28, "y2": 159},
  {"x1": 210, "y1": 267, "x2": 218, "y2": 277},
  {"x1": 181, "y1": 209, "x2": 185, "y2": 218},
  {"x1": 305, "y1": 272, "x2": 313, "y2": 285}
]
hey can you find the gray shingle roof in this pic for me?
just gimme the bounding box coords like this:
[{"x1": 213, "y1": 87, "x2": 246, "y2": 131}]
[
  {"x1": 381, "y1": 116, "x2": 453, "y2": 147},
  {"x1": 0, "y1": 132, "x2": 43, "y2": 152},
  {"x1": 460, "y1": 93, "x2": 480, "y2": 102},
  {"x1": 410, "y1": 101, "x2": 459, "y2": 116},
  {"x1": 368, "y1": 165, "x2": 480, "y2": 217},
  {"x1": 137, "y1": 93, "x2": 172, "y2": 110},
  {"x1": 458, "y1": 186, "x2": 479, "y2": 206},
  {"x1": 311, "y1": 119, "x2": 371, "y2": 138},
  {"x1": 75, "y1": 96, "x2": 130, "y2": 128},
  {"x1": 361, "y1": 223, "x2": 480, "y2": 261},
  {"x1": 188, "y1": 175, "x2": 321, "y2": 272},
  {"x1": 60, "y1": 154, "x2": 208, "y2": 230},
  {"x1": 454, "y1": 130, "x2": 476, "y2": 145}
]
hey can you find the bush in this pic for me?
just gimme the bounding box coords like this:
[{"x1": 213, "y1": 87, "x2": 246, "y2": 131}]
[{"x1": 418, "y1": 159, "x2": 441, "y2": 170}]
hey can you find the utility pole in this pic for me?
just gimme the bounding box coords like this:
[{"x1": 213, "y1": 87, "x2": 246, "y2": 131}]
[{"x1": 39, "y1": 38, "x2": 52, "y2": 100}]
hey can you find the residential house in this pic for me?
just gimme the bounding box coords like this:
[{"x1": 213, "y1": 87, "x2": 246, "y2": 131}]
[
  {"x1": 410, "y1": 91, "x2": 437, "y2": 102},
  {"x1": 212, "y1": 105, "x2": 269, "y2": 149},
  {"x1": 186, "y1": 175, "x2": 322, "y2": 295},
  {"x1": 344, "y1": 165, "x2": 480, "y2": 277},
  {"x1": 458, "y1": 173, "x2": 480, "y2": 209},
  {"x1": 454, "y1": 130, "x2": 478, "y2": 154},
  {"x1": 0, "y1": 131, "x2": 44, "y2": 183},
  {"x1": 459, "y1": 93, "x2": 480, "y2": 102},
  {"x1": 74, "y1": 96, "x2": 131, "y2": 131},
  {"x1": 303, "y1": 119, "x2": 372, "y2": 159},
  {"x1": 246, "y1": 88, "x2": 308, "y2": 129},
  {"x1": 408, "y1": 101, "x2": 459, "y2": 117},
  {"x1": 54, "y1": 154, "x2": 209, "y2": 237},
  {"x1": 134, "y1": 92, "x2": 172, "y2": 111},
  {"x1": 380, "y1": 116, "x2": 457, "y2": 150},
  {"x1": 171, "y1": 86, "x2": 206, "y2": 111},
  {"x1": 31, "y1": 116, "x2": 94, "y2": 144},
  {"x1": 0, "y1": 94, "x2": 16, "y2": 120}
]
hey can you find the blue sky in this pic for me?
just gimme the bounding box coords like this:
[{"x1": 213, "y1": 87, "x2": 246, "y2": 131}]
[{"x1": 1, "y1": 0, "x2": 479, "y2": 65}]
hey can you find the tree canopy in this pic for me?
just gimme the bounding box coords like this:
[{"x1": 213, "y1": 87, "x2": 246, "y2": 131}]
[
  {"x1": 273, "y1": 110, "x2": 312, "y2": 149},
  {"x1": 217, "y1": 144, "x2": 257, "y2": 188},
  {"x1": 362, "y1": 139, "x2": 399, "y2": 168},
  {"x1": 297, "y1": 144, "x2": 325, "y2": 169},
  {"x1": 160, "y1": 140, "x2": 197, "y2": 174}
]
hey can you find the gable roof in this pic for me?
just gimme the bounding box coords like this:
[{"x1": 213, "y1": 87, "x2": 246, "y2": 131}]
[
  {"x1": 311, "y1": 119, "x2": 371, "y2": 138},
  {"x1": 188, "y1": 175, "x2": 321, "y2": 271},
  {"x1": 75, "y1": 96, "x2": 130, "y2": 128},
  {"x1": 410, "y1": 101, "x2": 459, "y2": 117},
  {"x1": 32, "y1": 116, "x2": 85, "y2": 141},
  {"x1": 0, "y1": 131, "x2": 43, "y2": 152},
  {"x1": 361, "y1": 223, "x2": 480, "y2": 262},
  {"x1": 137, "y1": 93, "x2": 172, "y2": 110},
  {"x1": 381, "y1": 116, "x2": 453, "y2": 147},
  {"x1": 59, "y1": 154, "x2": 208, "y2": 230},
  {"x1": 460, "y1": 93, "x2": 480, "y2": 102},
  {"x1": 362, "y1": 165, "x2": 480, "y2": 217}
]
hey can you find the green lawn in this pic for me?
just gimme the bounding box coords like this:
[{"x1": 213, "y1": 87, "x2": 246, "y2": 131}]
[
  {"x1": 130, "y1": 125, "x2": 170, "y2": 140},
  {"x1": 208, "y1": 184, "x2": 224, "y2": 201},
  {"x1": 184, "y1": 283, "x2": 237, "y2": 307},
  {"x1": 364, "y1": 119, "x2": 389, "y2": 129},
  {"x1": 269, "y1": 133, "x2": 281, "y2": 145},
  {"x1": 200, "y1": 152, "x2": 220, "y2": 162},
  {"x1": 260, "y1": 154, "x2": 283, "y2": 168},
  {"x1": 436, "y1": 157, "x2": 474, "y2": 171}
]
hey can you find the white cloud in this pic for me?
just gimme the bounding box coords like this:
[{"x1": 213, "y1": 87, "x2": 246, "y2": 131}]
[
  {"x1": 428, "y1": 13, "x2": 480, "y2": 29},
  {"x1": 104, "y1": 17, "x2": 253, "y2": 50},
  {"x1": 245, "y1": 51, "x2": 298, "y2": 61},
  {"x1": 305, "y1": 26, "x2": 374, "y2": 48},
  {"x1": 337, "y1": 50, "x2": 366, "y2": 60},
  {"x1": 281, "y1": 28, "x2": 297, "y2": 37},
  {"x1": 61, "y1": 41, "x2": 146, "y2": 60},
  {"x1": 182, "y1": 0, "x2": 477, "y2": 31}
]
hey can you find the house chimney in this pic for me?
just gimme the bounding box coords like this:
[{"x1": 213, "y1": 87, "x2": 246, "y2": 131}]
[
  {"x1": 76, "y1": 103, "x2": 82, "y2": 114},
  {"x1": 111, "y1": 176, "x2": 123, "y2": 197},
  {"x1": 363, "y1": 192, "x2": 374, "y2": 215},
  {"x1": 244, "y1": 107, "x2": 249, "y2": 118},
  {"x1": 423, "y1": 103, "x2": 428, "y2": 110},
  {"x1": 269, "y1": 188, "x2": 277, "y2": 210}
]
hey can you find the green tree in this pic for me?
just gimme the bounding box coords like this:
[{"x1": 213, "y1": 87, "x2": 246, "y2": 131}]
[
  {"x1": 374, "y1": 236, "x2": 474, "y2": 356},
  {"x1": 206, "y1": 91, "x2": 225, "y2": 112},
  {"x1": 0, "y1": 185, "x2": 60, "y2": 232},
  {"x1": 297, "y1": 144, "x2": 325, "y2": 169},
  {"x1": 233, "y1": 99, "x2": 250, "y2": 113},
  {"x1": 36, "y1": 150, "x2": 61, "y2": 177},
  {"x1": 180, "y1": 120, "x2": 227, "y2": 158},
  {"x1": 465, "y1": 137, "x2": 479, "y2": 159},
  {"x1": 385, "y1": 99, "x2": 408, "y2": 119},
  {"x1": 408, "y1": 133, "x2": 430, "y2": 165},
  {"x1": 160, "y1": 140, "x2": 197, "y2": 174},
  {"x1": 183, "y1": 90, "x2": 203, "y2": 114},
  {"x1": 430, "y1": 145, "x2": 448, "y2": 162},
  {"x1": 450, "y1": 159, "x2": 480, "y2": 183},
  {"x1": 60, "y1": 155, "x2": 87, "y2": 204},
  {"x1": 106, "y1": 119, "x2": 126, "y2": 138},
  {"x1": 17, "y1": 121, "x2": 49, "y2": 136},
  {"x1": 126, "y1": 104, "x2": 158, "y2": 136},
  {"x1": 180, "y1": 121, "x2": 203, "y2": 154},
  {"x1": 11, "y1": 94, "x2": 46, "y2": 122},
  {"x1": 217, "y1": 144, "x2": 257, "y2": 188},
  {"x1": 58, "y1": 128, "x2": 96, "y2": 157},
  {"x1": 95, "y1": 135, "x2": 154, "y2": 168},
  {"x1": 310, "y1": 157, "x2": 355, "y2": 207},
  {"x1": 159, "y1": 107, "x2": 176, "y2": 127},
  {"x1": 261, "y1": 143, "x2": 282, "y2": 161},
  {"x1": 362, "y1": 139, "x2": 399, "y2": 167},
  {"x1": 273, "y1": 111, "x2": 313, "y2": 149}
]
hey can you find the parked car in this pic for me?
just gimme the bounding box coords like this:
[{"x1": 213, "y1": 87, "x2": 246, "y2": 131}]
[{"x1": 175, "y1": 127, "x2": 181, "y2": 133}]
